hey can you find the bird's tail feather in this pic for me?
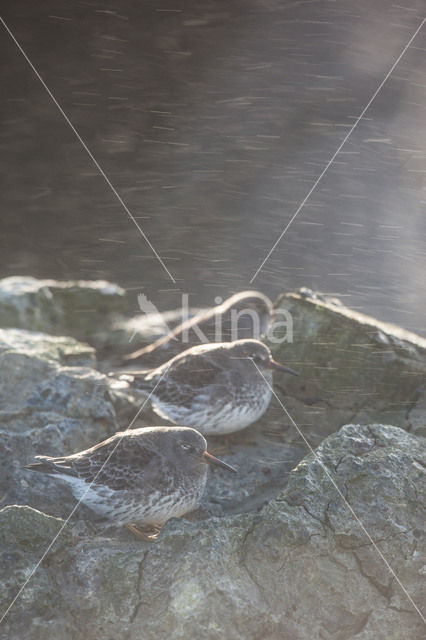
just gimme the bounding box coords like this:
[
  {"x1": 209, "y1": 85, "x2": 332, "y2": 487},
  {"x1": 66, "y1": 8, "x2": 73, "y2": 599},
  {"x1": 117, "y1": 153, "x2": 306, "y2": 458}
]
[{"x1": 25, "y1": 456, "x2": 75, "y2": 477}]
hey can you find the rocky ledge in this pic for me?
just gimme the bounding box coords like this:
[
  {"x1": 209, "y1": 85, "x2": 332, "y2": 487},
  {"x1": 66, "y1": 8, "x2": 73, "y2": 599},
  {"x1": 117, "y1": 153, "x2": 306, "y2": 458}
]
[{"x1": 0, "y1": 279, "x2": 425, "y2": 640}]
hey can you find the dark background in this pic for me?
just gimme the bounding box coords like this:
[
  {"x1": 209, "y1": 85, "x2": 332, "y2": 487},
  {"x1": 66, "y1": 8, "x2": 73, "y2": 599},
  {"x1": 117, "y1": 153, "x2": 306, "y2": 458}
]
[{"x1": 1, "y1": 1, "x2": 425, "y2": 334}]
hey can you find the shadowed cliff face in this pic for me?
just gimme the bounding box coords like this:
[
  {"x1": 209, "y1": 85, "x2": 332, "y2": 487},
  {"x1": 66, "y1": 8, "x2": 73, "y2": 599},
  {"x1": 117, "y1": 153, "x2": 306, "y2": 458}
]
[{"x1": 1, "y1": 0, "x2": 426, "y2": 336}]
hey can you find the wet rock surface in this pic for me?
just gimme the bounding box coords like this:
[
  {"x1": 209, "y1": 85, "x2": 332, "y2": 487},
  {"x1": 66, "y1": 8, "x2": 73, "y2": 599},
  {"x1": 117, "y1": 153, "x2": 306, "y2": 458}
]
[{"x1": 0, "y1": 279, "x2": 425, "y2": 639}]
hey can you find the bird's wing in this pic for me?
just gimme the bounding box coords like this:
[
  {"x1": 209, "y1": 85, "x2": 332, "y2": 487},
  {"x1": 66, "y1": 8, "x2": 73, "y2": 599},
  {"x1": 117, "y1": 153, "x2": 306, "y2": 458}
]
[
  {"x1": 68, "y1": 436, "x2": 159, "y2": 490},
  {"x1": 153, "y1": 350, "x2": 236, "y2": 408},
  {"x1": 26, "y1": 456, "x2": 78, "y2": 477}
]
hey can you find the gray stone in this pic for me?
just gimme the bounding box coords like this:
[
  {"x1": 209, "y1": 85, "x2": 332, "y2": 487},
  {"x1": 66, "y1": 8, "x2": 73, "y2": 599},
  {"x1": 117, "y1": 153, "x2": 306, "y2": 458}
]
[
  {"x1": 0, "y1": 328, "x2": 95, "y2": 368},
  {"x1": 265, "y1": 289, "x2": 426, "y2": 444},
  {"x1": 0, "y1": 276, "x2": 126, "y2": 346},
  {"x1": 0, "y1": 506, "x2": 72, "y2": 640},
  {"x1": 0, "y1": 328, "x2": 118, "y2": 517},
  {"x1": 407, "y1": 383, "x2": 426, "y2": 437},
  {"x1": 0, "y1": 424, "x2": 424, "y2": 640}
]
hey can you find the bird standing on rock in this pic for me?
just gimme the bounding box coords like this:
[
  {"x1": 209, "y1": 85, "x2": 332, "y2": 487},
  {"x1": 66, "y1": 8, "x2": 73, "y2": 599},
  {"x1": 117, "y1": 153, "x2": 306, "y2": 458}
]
[
  {"x1": 123, "y1": 290, "x2": 273, "y2": 366},
  {"x1": 25, "y1": 426, "x2": 236, "y2": 540},
  {"x1": 125, "y1": 339, "x2": 299, "y2": 436}
]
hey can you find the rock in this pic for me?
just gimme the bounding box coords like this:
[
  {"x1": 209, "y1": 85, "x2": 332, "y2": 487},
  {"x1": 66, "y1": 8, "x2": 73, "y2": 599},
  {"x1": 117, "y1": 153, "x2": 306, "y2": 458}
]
[
  {"x1": 242, "y1": 424, "x2": 426, "y2": 639},
  {"x1": 0, "y1": 505, "x2": 69, "y2": 552},
  {"x1": 407, "y1": 383, "x2": 426, "y2": 437},
  {"x1": 0, "y1": 276, "x2": 126, "y2": 346},
  {"x1": 0, "y1": 328, "x2": 118, "y2": 517},
  {"x1": 0, "y1": 277, "x2": 203, "y2": 364},
  {"x1": 0, "y1": 506, "x2": 71, "y2": 640},
  {"x1": 0, "y1": 327, "x2": 95, "y2": 368},
  {"x1": 0, "y1": 424, "x2": 424, "y2": 639},
  {"x1": 265, "y1": 289, "x2": 426, "y2": 444}
]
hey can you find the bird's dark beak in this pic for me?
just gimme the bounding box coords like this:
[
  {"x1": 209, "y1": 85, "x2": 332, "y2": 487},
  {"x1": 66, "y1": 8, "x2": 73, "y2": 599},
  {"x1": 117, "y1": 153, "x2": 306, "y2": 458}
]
[
  {"x1": 202, "y1": 451, "x2": 237, "y2": 473},
  {"x1": 268, "y1": 358, "x2": 299, "y2": 376}
]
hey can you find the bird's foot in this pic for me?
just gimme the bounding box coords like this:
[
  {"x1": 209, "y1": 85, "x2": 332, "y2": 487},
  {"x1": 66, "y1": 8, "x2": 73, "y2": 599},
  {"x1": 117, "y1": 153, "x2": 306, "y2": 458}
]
[{"x1": 125, "y1": 522, "x2": 162, "y2": 542}]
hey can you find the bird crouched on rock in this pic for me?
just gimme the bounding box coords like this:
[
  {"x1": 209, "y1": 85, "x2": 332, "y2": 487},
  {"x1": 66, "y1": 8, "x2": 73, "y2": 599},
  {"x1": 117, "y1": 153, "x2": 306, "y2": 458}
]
[
  {"x1": 122, "y1": 290, "x2": 273, "y2": 365},
  {"x1": 25, "y1": 426, "x2": 236, "y2": 540},
  {"x1": 124, "y1": 339, "x2": 299, "y2": 436}
]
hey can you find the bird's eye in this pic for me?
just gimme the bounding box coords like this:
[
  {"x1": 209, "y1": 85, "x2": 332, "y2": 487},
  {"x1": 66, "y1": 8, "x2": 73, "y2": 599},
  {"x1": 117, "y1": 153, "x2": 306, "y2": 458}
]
[
  {"x1": 180, "y1": 442, "x2": 192, "y2": 451},
  {"x1": 250, "y1": 352, "x2": 266, "y2": 363}
]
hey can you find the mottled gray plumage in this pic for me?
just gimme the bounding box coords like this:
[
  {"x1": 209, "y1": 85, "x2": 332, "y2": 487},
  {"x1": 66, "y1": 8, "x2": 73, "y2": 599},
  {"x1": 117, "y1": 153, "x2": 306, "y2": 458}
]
[
  {"x1": 128, "y1": 339, "x2": 298, "y2": 435},
  {"x1": 123, "y1": 290, "x2": 272, "y2": 365},
  {"x1": 25, "y1": 426, "x2": 235, "y2": 531}
]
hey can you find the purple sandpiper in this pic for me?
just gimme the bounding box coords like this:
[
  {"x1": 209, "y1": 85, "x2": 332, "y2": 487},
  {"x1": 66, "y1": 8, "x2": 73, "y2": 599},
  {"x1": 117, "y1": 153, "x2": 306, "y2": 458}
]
[
  {"x1": 25, "y1": 426, "x2": 236, "y2": 539},
  {"x1": 126, "y1": 339, "x2": 298, "y2": 436},
  {"x1": 123, "y1": 290, "x2": 273, "y2": 365}
]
